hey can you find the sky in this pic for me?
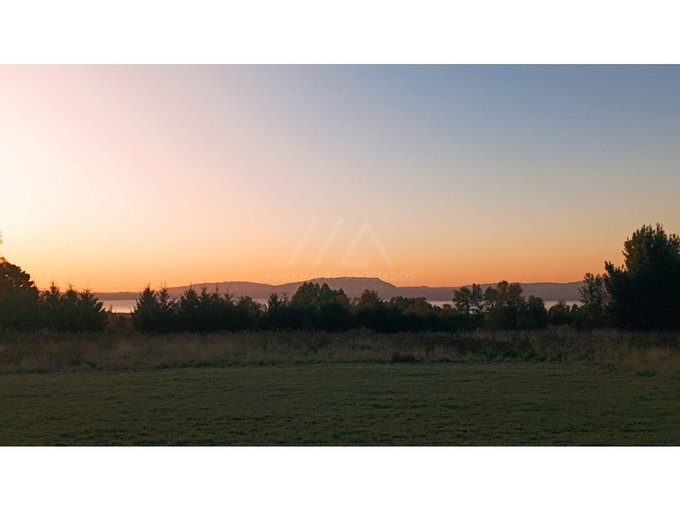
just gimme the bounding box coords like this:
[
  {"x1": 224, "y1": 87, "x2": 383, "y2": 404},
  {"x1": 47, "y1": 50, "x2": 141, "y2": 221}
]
[{"x1": 1, "y1": 65, "x2": 679, "y2": 291}]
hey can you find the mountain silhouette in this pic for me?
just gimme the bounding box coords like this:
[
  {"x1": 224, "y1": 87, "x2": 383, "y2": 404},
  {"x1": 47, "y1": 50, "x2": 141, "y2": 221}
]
[{"x1": 95, "y1": 277, "x2": 583, "y2": 302}]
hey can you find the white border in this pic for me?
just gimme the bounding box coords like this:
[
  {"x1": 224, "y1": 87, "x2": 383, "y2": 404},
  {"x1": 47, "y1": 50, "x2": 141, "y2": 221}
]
[
  {"x1": 1, "y1": 447, "x2": 677, "y2": 509},
  {"x1": 0, "y1": 0, "x2": 679, "y2": 63},
  {"x1": 2, "y1": 1, "x2": 679, "y2": 508}
]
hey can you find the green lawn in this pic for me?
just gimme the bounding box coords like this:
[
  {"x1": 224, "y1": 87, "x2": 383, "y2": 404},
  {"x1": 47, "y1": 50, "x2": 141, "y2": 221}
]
[{"x1": 1, "y1": 362, "x2": 679, "y2": 445}]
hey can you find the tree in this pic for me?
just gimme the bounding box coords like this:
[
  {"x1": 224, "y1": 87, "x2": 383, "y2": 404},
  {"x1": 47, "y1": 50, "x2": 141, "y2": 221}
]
[
  {"x1": 453, "y1": 283, "x2": 485, "y2": 328},
  {"x1": 356, "y1": 289, "x2": 383, "y2": 310},
  {"x1": 0, "y1": 258, "x2": 37, "y2": 295},
  {"x1": 155, "y1": 286, "x2": 178, "y2": 332},
  {"x1": 196, "y1": 286, "x2": 222, "y2": 331},
  {"x1": 36, "y1": 283, "x2": 106, "y2": 332},
  {"x1": 354, "y1": 289, "x2": 389, "y2": 331},
  {"x1": 263, "y1": 293, "x2": 295, "y2": 329},
  {"x1": 384, "y1": 296, "x2": 440, "y2": 331},
  {"x1": 177, "y1": 287, "x2": 201, "y2": 331},
  {"x1": 483, "y1": 281, "x2": 526, "y2": 329},
  {"x1": 604, "y1": 224, "x2": 680, "y2": 329},
  {"x1": 453, "y1": 286, "x2": 473, "y2": 315},
  {"x1": 76, "y1": 289, "x2": 108, "y2": 331},
  {"x1": 0, "y1": 257, "x2": 40, "y2": 332},
  {"x1": 60, "y1": 286, "x2": 81, "y2": 331},
  {"x1": 548, "y1": 301, "x2": 575, "y2": 326},
  {"x1": 132, "y1": 286, "x2": 160, "y2": 332},
  {"x1": 40, "y1": 283, "x2": 63, "y2": 330},
  {"x1": 290, "y1": 282, "x2": 348, "y2": 307},
  {"x1": 578, "y1": 273, "x2": 608, "y2": 327},
  {"x1": 234, "y1": 296, "x2": 262, "y2": 329},
  {"x1": 521, "y1": 295, "x2": 548, "y2": 329},
  {"x1": 290, "y1": 282, "x2": 351, "y2": 330}
]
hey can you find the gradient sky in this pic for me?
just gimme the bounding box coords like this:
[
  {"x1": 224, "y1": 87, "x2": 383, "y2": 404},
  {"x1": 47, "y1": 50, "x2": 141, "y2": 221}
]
[{"x1": 1, "y1": 65, "x2": 679, "y2": 291}]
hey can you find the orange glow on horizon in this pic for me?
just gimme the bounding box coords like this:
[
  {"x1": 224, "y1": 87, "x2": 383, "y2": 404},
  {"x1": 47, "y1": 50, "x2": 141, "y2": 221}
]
[{"x1": 1, "y1": 66, "x2": 677, "y2": 292}]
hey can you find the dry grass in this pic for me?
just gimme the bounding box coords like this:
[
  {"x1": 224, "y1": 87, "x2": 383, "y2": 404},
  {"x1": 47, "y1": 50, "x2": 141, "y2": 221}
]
[
  {"x1": 1, "y1": 328, "x2": 679, "y2": 375},
  {"x1": 618, "y1": 347, "x2": 680, "y2": 377}
]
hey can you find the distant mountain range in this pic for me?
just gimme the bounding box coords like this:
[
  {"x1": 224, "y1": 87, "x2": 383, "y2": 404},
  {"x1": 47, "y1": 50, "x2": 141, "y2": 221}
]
[{"x1": 95, "y1": 277, "x2": 583, "y2": 303}]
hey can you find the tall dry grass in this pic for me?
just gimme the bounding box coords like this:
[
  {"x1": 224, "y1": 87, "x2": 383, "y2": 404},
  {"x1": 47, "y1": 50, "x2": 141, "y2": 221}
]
[{"x1": 0, "y1": 328, "x2": 679, "y2": 375}]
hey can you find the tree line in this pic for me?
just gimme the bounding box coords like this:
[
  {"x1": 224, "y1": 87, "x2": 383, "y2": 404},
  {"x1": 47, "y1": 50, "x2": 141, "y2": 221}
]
[
  {"x1": 128, "y1": 278, "x2": 603, "y2": 333},
  {"x1": 0, "y1": 258, "x2": 107, "y2": 333},
  {"x1": 1, "y1": 224, "x2": 679, "y2": 333}
]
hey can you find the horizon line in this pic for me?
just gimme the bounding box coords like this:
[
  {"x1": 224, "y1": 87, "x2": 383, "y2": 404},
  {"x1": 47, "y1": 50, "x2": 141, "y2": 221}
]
[{"x1": 90, "y1": 276, "x2": 586, "y2": 295}]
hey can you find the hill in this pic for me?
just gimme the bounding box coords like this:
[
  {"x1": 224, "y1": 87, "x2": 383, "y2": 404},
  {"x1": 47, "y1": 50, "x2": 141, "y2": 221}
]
[{"x1": 96, "y1": 277, "x2": 583, "y2": 303}]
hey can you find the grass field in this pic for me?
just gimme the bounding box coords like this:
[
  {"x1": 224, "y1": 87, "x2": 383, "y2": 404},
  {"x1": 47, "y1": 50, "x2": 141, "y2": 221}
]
[{"x1": 2, "y1": 361, "x2": 680, "y2": 445}]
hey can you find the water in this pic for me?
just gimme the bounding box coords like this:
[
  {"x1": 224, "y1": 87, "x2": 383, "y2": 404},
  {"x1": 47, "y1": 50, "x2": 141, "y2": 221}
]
[
  {"x1": 544, "y1": 300, "x2": 580, "y2": 309},
  {"x1": 102, "y1": 298, "x2": 581, "y2": 313},
  {"x1": 430, "y1": 300, "x2": 579, "y2": 309},
  {"x1": 102, "y1": 299, "x2": 138, "y2": 313}
]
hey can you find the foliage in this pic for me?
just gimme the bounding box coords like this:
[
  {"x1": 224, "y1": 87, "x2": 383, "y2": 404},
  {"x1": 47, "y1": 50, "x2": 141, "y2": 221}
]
[
  {"x1": 604, "y1": 224, "x2": 680, "y2": 330},
  {"x1": 577, "y1": 273, "x2": 609, "y2": 327},
  {"x1": 132, "y1": 280, "x2": 557, "y2": 333},
  {"x1": 0, "y1": 258, "x2": 40, "y2": 332},
  {"x1": 289, "y1": 282, "x2": 352, "y2": 330},
  {"x1": 453, "y1": 283, "x2": 485, "y2": 328},
  {"x1": 39, "y1": 284, "x2": 107, "y2": 332},
  {"x1": 548, "y1": 301, "x2": 576, "y2": 326},
  {"x1": 133, "y1": 285, "x2": 263, "y2": 333},
  {"x1": 461, "y1": 281, "x2": 549, "y2": 330},
  {"x1": 1, "y1": 259, "x2": 106, "y2": 333}
]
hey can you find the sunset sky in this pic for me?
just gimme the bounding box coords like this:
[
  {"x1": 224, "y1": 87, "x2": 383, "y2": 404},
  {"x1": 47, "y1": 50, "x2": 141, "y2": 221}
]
[{"x1": 1, "y1": 65, "x2": 679, "y2": 291}]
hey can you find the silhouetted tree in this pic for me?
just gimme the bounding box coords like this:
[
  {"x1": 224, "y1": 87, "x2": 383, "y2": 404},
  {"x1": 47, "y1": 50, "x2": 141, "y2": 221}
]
[
  {"x1": 319, "y1": 300, "x2": 352, "y2": 331},
  {"x1": 234, "y1": 296, "x2": 262, "y2": 330},
  {"x1": 548, "y1": 301, "x2": 575, "y2": 326},
  {"x1": 290, "y1": 282, "x2": 351, "y2": 330},
  {"x1": 577, "y1": 273, "x2": 609, "y2": 327},
  {"x1": 35, "y1": 283, "x2": 107, "y2": 332},
  {"x1": 133, "y1": 286, "x2": 160, "y2": 332},
  {"x1": 520, "y1": 295, "x2": 548, "y2": 329},
  {"x1": 263, "y1": 293, "x2": 296, "y2": 329},
  {"x1": 0, "y1": 257, "x2": 40, "y2": 332},
  {"x1": 604, "y1": 224, "x2": 680, "y2": 329},
  {"x1": 195, "y1": 286, "x2": 223, "y2": 332},
  {"x1": 355, "y1": 289, "x2": 389, "y2": 331},
  {"x1": 155, "y1": 286, "x2": 178, "y2": 332},
  {"x1": 60, "y1": 286, "x2": 82, "y2": 331},
  {"x1": 76, "y1": 289, "x2": 108, "y2": 331},
  {"x1": 40, "y1": 283, "x2": 63, "y2": 330},
  {"x1": 453, "y1": 286, "x2": 473, "y2": 315},
  {"x1": 387, "y1": 296, "x2": 438, "y2": 331},
  {"x1": 177, "y1": 286, "x2": 202, "y2": 331},
  {"x1": 483, "y1": 281, "x2": 526, "y2": 329},
  {"x1": 453, "y1": 283, "x2": 485, "y2": 328}
]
